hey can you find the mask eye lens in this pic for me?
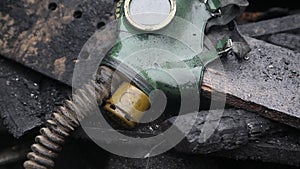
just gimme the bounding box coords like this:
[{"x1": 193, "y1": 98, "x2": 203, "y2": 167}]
[
  {"x1": 124, "y1": 0, "x2": 176, "y2": 31},
  {"x1": 129, "y1": 0, "x2": 171, "y2": 26}
]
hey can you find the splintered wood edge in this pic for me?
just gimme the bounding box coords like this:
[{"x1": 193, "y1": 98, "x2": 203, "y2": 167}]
[{"x1": 201, "y1": 67, "x2": 300, "y2": 129}]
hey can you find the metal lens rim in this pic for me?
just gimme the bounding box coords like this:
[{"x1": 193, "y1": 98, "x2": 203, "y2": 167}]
[{"x1": 124, "y1": 0, "x2": 176, "y2": 31}]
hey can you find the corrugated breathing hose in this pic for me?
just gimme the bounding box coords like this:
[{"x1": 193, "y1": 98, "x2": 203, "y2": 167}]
[{"x1": 23, "y1": 66, "x2": 114, "y2": 169}]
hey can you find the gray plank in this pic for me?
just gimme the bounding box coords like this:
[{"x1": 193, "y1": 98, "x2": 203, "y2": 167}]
[
  {"x1": 239, "y1": 14, "x2": 300, "y2": 37},
  {"x1": 202, "y1": 37, "x2": 300, "y2": 128}
]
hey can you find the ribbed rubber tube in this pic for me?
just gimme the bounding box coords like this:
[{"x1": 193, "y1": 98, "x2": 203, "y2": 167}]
[{"x1": 23, "y1": 66, "x2": 114, "y2": 169}]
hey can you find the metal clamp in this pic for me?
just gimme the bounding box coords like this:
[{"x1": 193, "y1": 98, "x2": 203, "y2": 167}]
[
  {"x1": 204, "y1": 0, "x2": 222, "y2": 17},
  {"x1": 217, "y1": 38, "x2": 233, "y2": 56}
]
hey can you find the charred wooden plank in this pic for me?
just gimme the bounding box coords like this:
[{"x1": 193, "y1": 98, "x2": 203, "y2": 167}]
[
  {"x1": 267, "y1": 33, "x2": 300, "y2": 52},
  {"x1": 238, "y1": 14, "x2": 300, "y2": 37},
  {"x1": 214, "y1": 135, "x2": 300, "y2": 167},
  {"x1": 167, "y1": 109, "x2": 300, "y2": 166},
  {"x1": 80, "y1": 108, "x2": 300, "y2": 166},
  {"x1": 0, "y1": 0, "x2": 115, "y2": 86},
  {"x1": 0, "y1": 57, "x2": 70, "y2": 137},
  {"x1": 202, "y1": 37, "x2": 300, "y2": 129},
  {"x1": 170, "y1": 109, "x2": 282, "y2": 154}
]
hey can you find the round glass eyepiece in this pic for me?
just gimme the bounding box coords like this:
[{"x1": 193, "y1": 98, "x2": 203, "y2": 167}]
[{"x1": 124, "y1": 0, "x2": 176, "y2": 31}]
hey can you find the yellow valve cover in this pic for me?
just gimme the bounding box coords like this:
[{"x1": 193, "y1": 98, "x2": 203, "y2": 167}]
[{"x1": 104, "y1": 82, "x2": 150, "y2": 127}]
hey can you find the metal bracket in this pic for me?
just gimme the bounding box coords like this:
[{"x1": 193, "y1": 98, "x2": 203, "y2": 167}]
[
  {"x1": 204, "y1": 0, "x2": 222, "y2": 17},
  {"x1": 217, "y1": 38, "x2": 233, "y2": 56}
]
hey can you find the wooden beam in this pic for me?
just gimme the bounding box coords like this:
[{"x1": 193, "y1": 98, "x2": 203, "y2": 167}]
[
  {"x1": 0, "y1": 0, "x2": 115, "y2": 86},
  {"x1": 202, "y1": 37, "x2": 300, "y2": 129},
  {"x1": 167, "y1": 109, "x2": 300, "y2": 166},
  {"x1": 238, "y1": 14, "x2": 300, "y2": 37}
]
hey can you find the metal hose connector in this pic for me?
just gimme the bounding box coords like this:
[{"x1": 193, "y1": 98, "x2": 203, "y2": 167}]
[{"x1": 23, "y1": 66, "x2": 114, "y2": 169}]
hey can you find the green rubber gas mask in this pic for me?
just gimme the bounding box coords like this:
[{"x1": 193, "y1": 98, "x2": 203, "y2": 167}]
[{"x1": 102, "y1": 0, "x2": 233, "y2": 127}]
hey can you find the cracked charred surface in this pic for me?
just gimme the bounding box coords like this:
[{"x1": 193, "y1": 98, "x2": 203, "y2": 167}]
[
  {"x1": 0, "y1": 57, "x2": 70, "y2": 137},
  {"x1": 267, "y1": 33, "x2": 300, "y2": 52},
  {"x1": 202, "y1": 37, "x2": 300, "y2": 129},
  {"x1": 0, "y1": 0, "x2": 115, "y2": 85},
  {"x1": 238, "y1": 14, "x2": 300, "y2": 37},
  {"x1": 167, "y1": 109, "x2": 300, "y2": 166},
  {"x1": 73, "y1": 108, "x2": 300, "y2": 166},
  {"x1": 215, "y1": 132, "x2": 300, "y2": 167}
]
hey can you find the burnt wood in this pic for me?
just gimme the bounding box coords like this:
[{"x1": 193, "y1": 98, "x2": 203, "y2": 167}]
[
  {"x1": 267, "y1": 33, "x2": 300, "y2": 52},
  {"x1": 168, "y1": 109, "x2": 300, "y2": 166},
  {"x1": 202, "y1": 37, "x2": 300, "y2": 129},
  {"x1": 0, "y1": 0, "x2": 115, "y2": 86},
  {"x1": 80, "y1": 108, "x2": 300, "y2": 166},
  {"x1": 0, "y1": 57, "x2": 70, "y2": 137},
  {"x1": 238, "y1": 14, "x2": 300, "y2": 37}
]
